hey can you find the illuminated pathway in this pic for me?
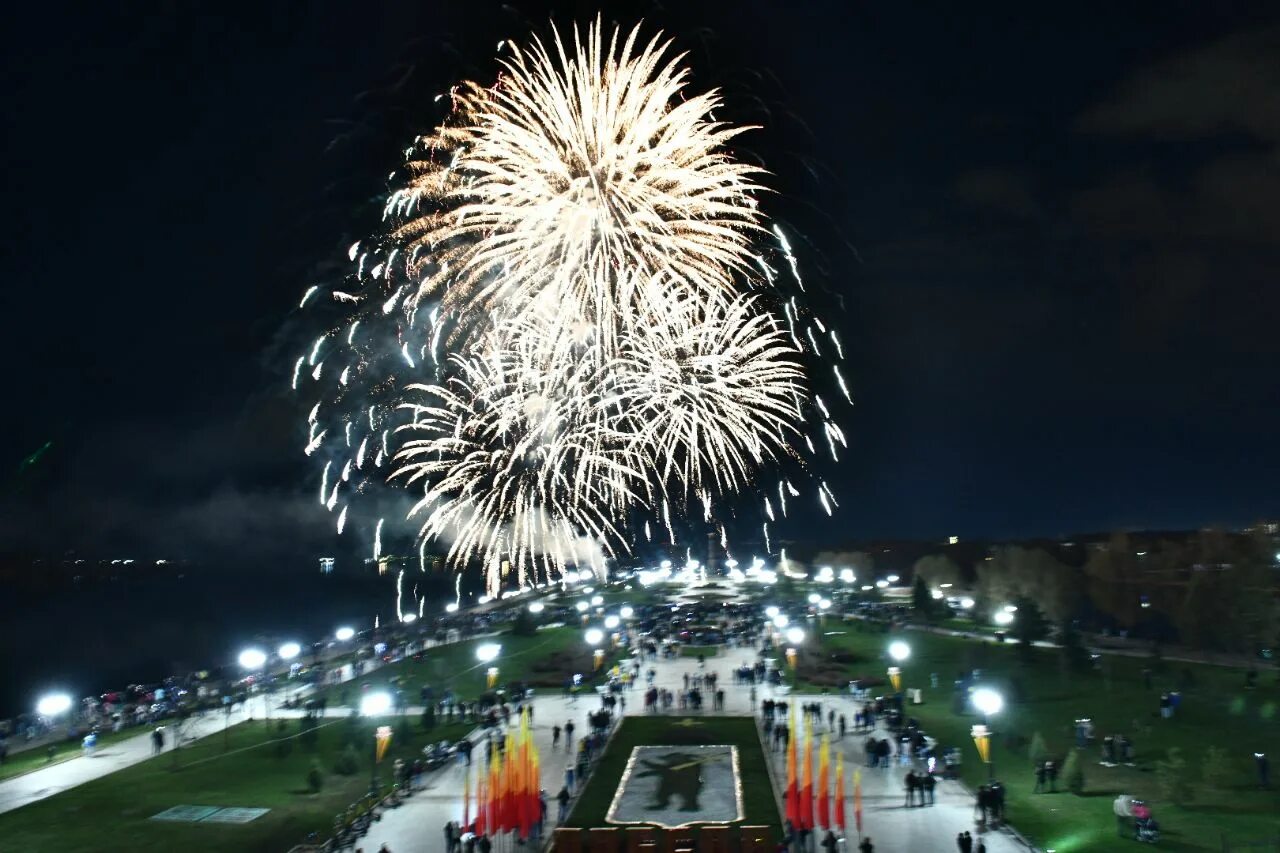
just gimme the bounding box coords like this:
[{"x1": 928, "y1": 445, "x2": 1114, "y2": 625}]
[{"x1": 363, "y1": 647, "x2": 1027, "y2": 853}]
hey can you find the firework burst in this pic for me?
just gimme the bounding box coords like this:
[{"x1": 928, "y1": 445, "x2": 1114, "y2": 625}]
[{"x1": 293, "y1": 20, "x2": 842, "y2": 597}]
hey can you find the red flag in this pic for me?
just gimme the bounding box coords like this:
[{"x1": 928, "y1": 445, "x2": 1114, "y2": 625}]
[
  {"x1": 854, "y1": 768, "x2": 863, "y2": 834},
  {"x1": 462, "y1": 760, "x2": 471, "y2": 829},
  {"x1": 785, "y1": 707, "x2": 799, "y2": 825},
  {"x1": 834, "y1": 754, "x2": 846, "y2": 831},
  {"x1": 816, "y1": 735, "x2": 830, "y2": 829},
  {"x1": 800, "y1": 720, "x2": 814, "y2": 830}
]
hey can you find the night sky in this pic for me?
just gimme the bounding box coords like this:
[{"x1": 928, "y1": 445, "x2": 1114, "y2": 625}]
[{"x1": 3, "y1": 1, "x2": 1279, "y2": 566}]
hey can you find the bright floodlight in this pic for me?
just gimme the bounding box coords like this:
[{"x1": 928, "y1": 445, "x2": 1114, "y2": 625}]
[
  {"x1": 1004, "y1": 604, "x2": 1018, "y2": 613},
  {"x1": 278, "y1": 642, "x2": 302, "y2": 660},
  {"x1": 972, "y1": 687, "x2": 1004, "y2": 717},
  {"x1": 875, "y1": 579, "x2": 889, "y2": 589},
  {"x1": 576, "y1": 601, "x2": 590, "y2": 612},
  {"x1": 619, "y1": 606, "x2": 634, "y2": 619},
  {"x1": 528, "y1": 602, "x2": 545, "y2": 613},
  {"x1": 238, "y1": 648, "x2": 267, "y2": 670},
  {"x1": 960, "y1": 597, "x2": 976, "y2": 609},
  {"x1": 808, "y1": 593, "x2": 821, "y2": 604},
  {"x1": 785, "y1": 627, "x2": 806, "y2": 645},
  {"x1": 765, "y1": 606, "x2": 780, "y2": 618},
  {"x1": 591, "y1": 595, "x2": 604, "y2": 606},
  {"x1": 401, "y1": 613, "x2": 417, "y2": 624},
  {"x1": 886, "y1": 574, "x2": 900, "y2": 583},
  {"x1": 445, "y1": 602, "x2": 460, "y2": 613},
  {"x1": 773, "y1": 614, "x2": 790, "y2": 628},
  {"x1": 888, "y1": 641, "x2": 911, "y2": 662},
  {"x1": 36, "y1": 693, "x2": 72, "y2": 717},
  {"x1": 476, "y1": 643, "x2": 502, "y2": 663},
  {"x1": 660, "y1": 559, "x2": 672, "y2": 569},
  {"x1": 604, "y1": 615, "x2": 621, "y2": 629},
  {"x1": 584, "y1": 628, "x2": 605, "y2": 646},
  {"x1": 818, "y1": 599, "x2": 831, "y2": 610},
  {"x1": 360, "y1": 691, "x2": 392, "y2": 716},
  {"x1": 840, "y1": 569, "x2": 855, "y2": 583},
  {"x1": 335, "y1": 626, "x2": 356, "y2": 641},
  {"x1": 994, "y1": 611, "x2": 1014, "y2": 625}
]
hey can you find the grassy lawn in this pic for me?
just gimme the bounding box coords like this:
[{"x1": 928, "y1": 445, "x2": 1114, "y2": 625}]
[
  {"x1": 680, "y1": 645, "x2": 720, "y2": 658},
  {"x1": 796, "y1": 623, "x2": 1280, "y2": 852},
  {"x1": 320, "y1": 626, "x2": 624, "y2": 707},
  {"x1": 0, "y1": 717, "x2": 471, "y2": 853},
  {"x1": 565, "y1": 716, "x2": 779, "y2": 834},
  {"x1": 0, "y1": 724, "x2": 162, "y2": 783}
]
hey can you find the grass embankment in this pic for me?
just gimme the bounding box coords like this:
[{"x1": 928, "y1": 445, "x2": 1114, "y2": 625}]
[
  {"x1": 0, "y1": 724, "x2": 160, "y2": 783},
  {"x1": 320, "y1": 626, "x2": 624, "y2": 707},
  {"x1": 796, "y1": 623, "x2": 1280, "y2": 852},
  {"x1": 0, "y1": 717, "x2": 470, "y2": 853},
  {"x1": 565, "y1": 716, "x2": 778, "y2": 834}
]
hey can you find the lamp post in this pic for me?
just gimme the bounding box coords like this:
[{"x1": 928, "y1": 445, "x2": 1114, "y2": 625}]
[
  {"x1": 279, "y1": 642, "x2": 301, "y2": 705},
  {"x1": 888, "y1": 641, "x2": 911, "y2": 693},
  {"x1": 361, "y1": 691, "x2": 392, "y2": 796},
  {"x1": 971, "y1": 687, "x2": 1004, "y2": 781},
  {"x1": 784, "y1": 628, "x2": 805, "y2": 670},
  {"x1": 585, "y1": 628, "x2": 605, "y2": 670},
  {"x1": 238, "y1": 648, "x2": 269, "y2": 720},
  {"x1": 476, "y1": 643, "x2": 502, "y2": 691}
]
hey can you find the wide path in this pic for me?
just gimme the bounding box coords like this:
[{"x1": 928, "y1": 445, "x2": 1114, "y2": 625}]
[{"x1": 362, "y1": 646, "x2": 1029, "y2": 853}]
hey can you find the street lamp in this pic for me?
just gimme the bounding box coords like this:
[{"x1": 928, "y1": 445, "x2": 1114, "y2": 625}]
[
  {"x1": 971, "y1": 687, "x2": 1004, "y2": 781},
  {"x1": 887, "y1": 640, "x2": 910, "y2": 692},
  {"x1": 528, "y1": 602, "x2": 545, "y2": 613},
  {"x1": 477, "y1": 643, "x2": 502, "y2": 689},
  {"x1": 785, "y1": 627, "x2": 806, "y2": 646},
  {"x1": 619, "y1": 606, "x2": 634, "y2": 619},
  {"x1": 360, "y1": 691, "x2": 393, "y2": 795},
  {"x1": 238, "y1": 648, "x2": 267, "y2": 670},
  {"x1": 604, "y1": 615, "x2": 621, "y2": 630},
  {"x1": 335, "y1": 626, "x2": 356, "y2": 642},
  {"x1": 585, "y1": 628, "x2": 605, "y2": 670},
  {"x1": 765, "y1": 606, "x2": 780, "y2": 619},
  {"x1": 278, "y1": 642, "x2": 302, "y2": 661},
  {"x1": 36, "y1": 693, "x2": 72, "y2": 718}
]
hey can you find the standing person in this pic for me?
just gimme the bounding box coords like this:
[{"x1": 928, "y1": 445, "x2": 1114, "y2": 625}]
[
  {"x1": 1046, "y1": 759, "x2": 1058, "y2": 793},
  {"x1": 904, "y1": 770, "x2": 917, "y2": 807},
  {"x1": 956, "y1": 832, "x2": 966, "y2": 852},
  {"x1": 859, "y1": 838, "x2": 874, "y2": 853},
  {"x1": 976, "y1": 841, "x2": 987, "y2": 853},
  {"x1": 821, "y1": 830, "x2": 838, "y2": 852},
  {"x1": 838, "y1": 715, "x2": 847, "y2": 739},
  {"x1": 151, "y1": 727, "x2": 164, "y2": 755},
  {"x1": 564, "y1": 720, "x2": 575, "y2": 747},
  {"x1": 1034, "y1": 761, "x2": 1046, "y2": 792},
  {"x1": 557, "y1": 786, "x2": 571, "y2": 821},
  {"x1": 552, "y1": 725, "x2": 561, "y2": 750},
  {"x1": 922, "y1": 771, "x2": 936, "y2": 805},
  {"x1": 1256, "y1": 752, "x2": 1271, "y2": 788},
  {"x1": 443, "y1": 821, "x2": 457, "y2": 853}
]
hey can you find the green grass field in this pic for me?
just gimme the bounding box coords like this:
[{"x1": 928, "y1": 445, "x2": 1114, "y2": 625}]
[
  {"x1": 0, "y1": 717, "x2": 471, "y2": 853},
  {"x1": 0, "y1": 724, "x2": 163, "y2": 783},
  {"x1": 319, "y1": 626, "x2": 621, "y2": 706},
  {"x1": 680, "y1": 645, "x2": 720, "y2": 658},
  {"x1": 565, "y1": 716, "x2": 779, "y2": 834},
  {"x1": 796, "y1": 622, "x2": 1280, "y2": 851}
]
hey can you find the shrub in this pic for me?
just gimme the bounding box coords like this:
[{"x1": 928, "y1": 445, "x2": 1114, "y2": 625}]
[
  {"x1": 510, "y1": 609, "x2": 538, "y2": 636},
  {"x1": 1061, "y1": 748, "x2": 1085, "y2": 795},
  {"x1": 1156, "y1": 747, "x2": 1193, "y2": 806},
  {"x1": 299, "y1": 715, "x2": 319, "y2": 750},
  {"x1": 335, "y1": 743, "x2": 360, "y2": 776},
  {"x1": 307, "y1": 759, "x2": 324, "y2": 793},
  {"x1": 1201, "y1": 746, "x2": 1233, "y2": 795},
  {"x1": 421, "y1": 705, "x2": 436, "y2": 731},
  {"x1": 1028, "y1": 732, "x2": 1049, "y2": 769}
]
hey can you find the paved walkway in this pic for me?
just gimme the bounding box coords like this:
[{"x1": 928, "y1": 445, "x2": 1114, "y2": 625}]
[{"x1": 360, "y1": 647, "x2": 1029, "y2": 853}]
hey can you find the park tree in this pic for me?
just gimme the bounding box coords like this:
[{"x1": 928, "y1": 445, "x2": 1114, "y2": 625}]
[
  {"x1": 307, "y1": 759, "x2": 324, "y2": 793},
  {"x1": 335, "y1": 742, "x2": 360, "y2": 776},
  {"x1": 511, "y1": 608, "x2": 538, "y2": 637},
  {"x1": 912, "y1": 576, "x2": 940, "y2": 622},
  {"x1": 812, "y1": 550, "x2": 875, "y2": 579},
  {"x1": 1200, "y1": 746, "x2": 1233, "y2": 796},
  {"x1": 421, "y1": 704, "x2": 436, "y2": 731},
  {"x1": 1059, "y1": 620, "x2": 1092, "y2": 673},
  {"x1": 1028, "y1": 732, "x2": 1049, "y2": 769},
  {"x1": 1166, "y1": 530, "x2": 1277, "y2": 653},
  {"x1": 1011, "y1": 595, "x2": 1050, "y2": 650},
  {"x1": 1083, "y1": 533, "x2": 1144, "y2": 629},
  {"x1": 977, "y1": 547, "x2": 1077, "y2": 622},
  {"x1": 912, "y1": 554, "x2": 962, "y2": 589},
  {"x1": 1061, "y1": 748, "x2": 1086, "y2": 794},
  {"x1": 1156, "y1": 747, "x2": 1193, "y2": 806}
]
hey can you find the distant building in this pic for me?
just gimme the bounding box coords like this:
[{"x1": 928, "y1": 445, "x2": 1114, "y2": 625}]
[{"x1": 319, "y1": 557, "x2": 335, "y2": 574}]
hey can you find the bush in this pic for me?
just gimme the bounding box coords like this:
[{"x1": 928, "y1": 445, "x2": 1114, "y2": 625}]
[
  {"x1": 510, "y1": 608, "x2": 538, "y2": 637},
  {"x1": 307, "y1": 759, "x2": 324, "y2": 793},
  {"x1": 421, "y1": 705, "x2": 436, "y2": 731},
  {"x1": 1028, "y1": 732, "x2": 1049, "y2": 769},
  {"x1": 1201, "y1": 746, "x2": 1233, "y2": 795},
  {"x1": 1061, "y1": 748, "x2": 1085, "y2": 795},
  {"x1": 396, "y1": 716, "x2": 413, "y2": 744},
  {"x1": 335, "y1": 743, "x2": 360, "y2": 776},
  {"x1": 1059, "y1": 621, "x2": 1091, "y2": 673},
  {"x1": 299, "y1": 715, "x2": 319, "y2": 750},
  {"x1": 1156, "y1": 747, "x2": 1193, "y2": 806}
]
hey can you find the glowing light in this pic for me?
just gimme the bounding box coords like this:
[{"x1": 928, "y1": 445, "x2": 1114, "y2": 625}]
[
  {"x1": 335, "y1": 626, "x2": 356, "y2": 641},
  {"x1": 619, "y1": 606, "x2": 634, "y2": 619},
  {"x1": 604, "y1": 615, "x2": 621, "y2": 629},
  {"x1": 36, "y1": 693, "x2": 72, "y2": 717},
  {"x1": 875, "y1": 580, "x2": 889, "y2": 589},
  {"x1": 765, "y1": 606, "x2": 780, "y2": 618},
  {"x1": 238, "y1": 648, "x2": 267, "y2": 670},
  {"x1": 839, "y1": 568, "x2": 855, "y2": 583},
  {"x1": 888, "y1": 641, "x2": 911, "y2": 662},
  {"x1": 960, "y1": 597, "x2": 975, "y2": 609},
  {"x1": 360, "y1": 692, "x2": 393, "y2": 716},
  {"x1": 772, "y1": 614, "x2": 790, "y2": 628},
  {"x1": 886, "y1": 574, "x2": 900, "y2": 583},
  {"x1": 591, "y1": 595, "x2": 604, "y2": 606},
  {"x1": 972, "y1": 687, "x2": 1004, "y2": 717},
  {"x1": 476, "y1": 643, "x2": 502, "y2": 663},
  {"x1": 584, "y1": 628, "x2": 605, "y2": 646},
  {"x1": 785, "y1": 627, "x2": 805, "y2": 645},
  {"x1": 401, "y1": 613, "x2": 417, "y2": 624},
  {"x1": 445, "y1": 602, "x2": 460, "y2": 613},
  {"x1": 278, "y1": 642, "x2": 302, "y2": 660},
  {"x1": 994, "y1": 611, "x2": 1014, "y2": 625},
  {"x1": 576, "y1": 601, "x2": 589, "y2": 613},
  {"x1": 528, "y1": 602, "x2": 545, "y2": 613}
]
